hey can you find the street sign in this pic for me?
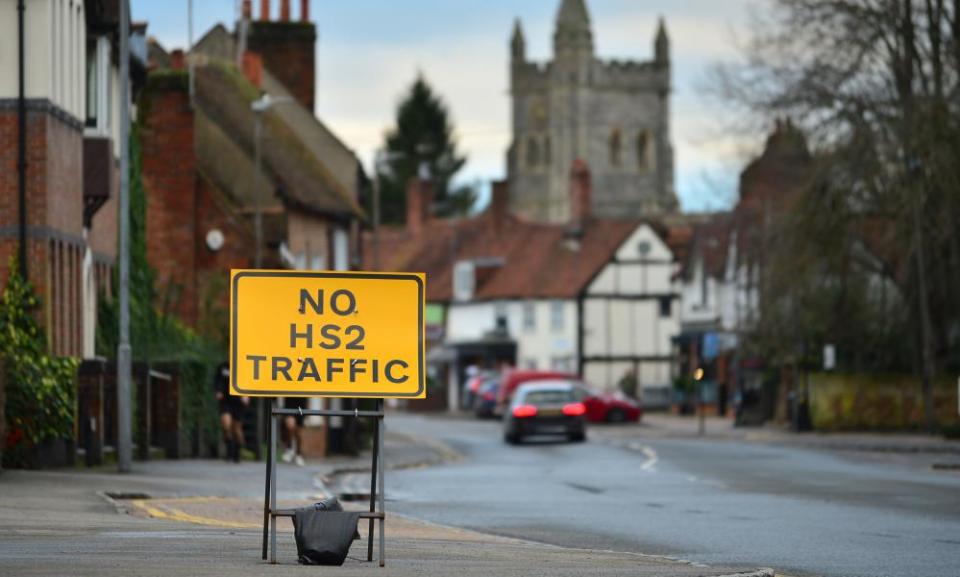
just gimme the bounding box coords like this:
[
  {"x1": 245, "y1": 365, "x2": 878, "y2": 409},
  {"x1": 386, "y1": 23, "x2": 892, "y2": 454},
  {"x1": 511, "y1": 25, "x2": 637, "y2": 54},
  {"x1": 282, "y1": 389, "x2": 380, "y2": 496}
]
[{"x1": 230, "y1": 270, "x2": 425, "y2": 398}]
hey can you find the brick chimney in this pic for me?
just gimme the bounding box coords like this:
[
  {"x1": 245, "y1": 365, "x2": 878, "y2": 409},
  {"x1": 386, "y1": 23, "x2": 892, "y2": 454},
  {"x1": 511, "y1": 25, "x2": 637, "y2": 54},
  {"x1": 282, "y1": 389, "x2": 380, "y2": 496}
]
[
  {"x1": 242, "y1": 51, "x2": 263, "y2": 88},
  {"x1": 242, "y1": 0, "x2": 252, "y2": 19},
  {"x1": 490, "y1": 180, "x2": 510, "y2": 231},
  {"x1": 566, "y1": 159, "x2": 591, "y2": 240},
  {"x1": 406, "y1": 177, "x2": 434, "y2": 237},
  {"x1": 248, "y1": 1, "x2": 317, "y2": 110},
  {"x1": 170, "y1": 49, "x2": 186, "y2": 70},
  {"x1": 570, "y1": 158, "x2": 591, "y2": 223}
]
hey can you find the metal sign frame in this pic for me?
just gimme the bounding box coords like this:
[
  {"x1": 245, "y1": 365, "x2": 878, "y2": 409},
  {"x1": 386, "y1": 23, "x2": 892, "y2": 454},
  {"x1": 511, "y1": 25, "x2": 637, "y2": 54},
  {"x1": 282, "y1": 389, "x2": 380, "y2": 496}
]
[{"x1": 261, "y1": 400, "x2": 386, "y2": 566}]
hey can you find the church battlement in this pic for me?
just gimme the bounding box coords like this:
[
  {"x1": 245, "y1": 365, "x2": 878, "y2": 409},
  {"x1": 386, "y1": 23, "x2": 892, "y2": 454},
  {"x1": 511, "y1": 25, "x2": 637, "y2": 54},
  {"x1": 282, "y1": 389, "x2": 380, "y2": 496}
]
[{"x1": 507, "y1": 0, "x2": 678, "y2": 222}]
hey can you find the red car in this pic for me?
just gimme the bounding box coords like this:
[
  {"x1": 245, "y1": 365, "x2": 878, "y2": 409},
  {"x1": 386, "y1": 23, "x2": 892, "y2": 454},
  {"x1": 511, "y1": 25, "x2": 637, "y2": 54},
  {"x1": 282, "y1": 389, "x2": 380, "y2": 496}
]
[
  {"x1": 574, "y1": 385, "x2": 643, "y2": 423},
  {"x1": 495, "y1": 370, "x2": 578, "y2": 415}
]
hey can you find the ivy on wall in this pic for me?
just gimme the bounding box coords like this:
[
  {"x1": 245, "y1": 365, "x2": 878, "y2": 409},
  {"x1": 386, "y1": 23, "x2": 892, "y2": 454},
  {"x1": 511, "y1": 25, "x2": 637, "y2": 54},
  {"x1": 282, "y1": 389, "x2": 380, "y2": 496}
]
[{"x1": 0, "y1": 257, "x2": 79, "y2": 467}]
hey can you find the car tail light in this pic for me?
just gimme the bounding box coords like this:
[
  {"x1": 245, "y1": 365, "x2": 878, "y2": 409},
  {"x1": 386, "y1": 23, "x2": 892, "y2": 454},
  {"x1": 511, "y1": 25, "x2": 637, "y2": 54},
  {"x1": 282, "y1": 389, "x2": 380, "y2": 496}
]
[
  {"x1": 512, "y1": 405, "x2": 538, "y2": 418},
  {"x1": 562, "y1": 403, "x2": 586, "y2": 417}
]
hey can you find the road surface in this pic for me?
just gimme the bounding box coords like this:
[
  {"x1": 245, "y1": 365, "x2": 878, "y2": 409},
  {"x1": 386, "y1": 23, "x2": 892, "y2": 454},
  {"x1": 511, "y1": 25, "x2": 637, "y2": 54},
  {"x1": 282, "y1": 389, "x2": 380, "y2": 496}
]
[{"x1": 382, "y1": 413, "x2": 960, "y2": 577}]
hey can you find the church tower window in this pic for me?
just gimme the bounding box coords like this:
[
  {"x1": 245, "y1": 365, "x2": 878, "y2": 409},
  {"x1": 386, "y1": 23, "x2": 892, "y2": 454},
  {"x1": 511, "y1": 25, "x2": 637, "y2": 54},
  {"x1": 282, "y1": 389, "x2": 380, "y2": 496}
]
[
  {"x1": 609, "y1": 130, "x2": 622, "y2": 167},
  {"x1": 527, "y1": 136, "x2": 541, "y2": 168},
  {"x1": 636, "y1": 131, "x2": 654, "y2": 171}
]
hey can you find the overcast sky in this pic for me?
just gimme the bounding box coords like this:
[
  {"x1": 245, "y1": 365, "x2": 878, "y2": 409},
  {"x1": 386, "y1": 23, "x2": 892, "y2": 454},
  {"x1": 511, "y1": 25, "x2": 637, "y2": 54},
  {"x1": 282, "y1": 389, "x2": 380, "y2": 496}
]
[{"x1": 136, "y1": 0, "x2": 759, "y2": 212}]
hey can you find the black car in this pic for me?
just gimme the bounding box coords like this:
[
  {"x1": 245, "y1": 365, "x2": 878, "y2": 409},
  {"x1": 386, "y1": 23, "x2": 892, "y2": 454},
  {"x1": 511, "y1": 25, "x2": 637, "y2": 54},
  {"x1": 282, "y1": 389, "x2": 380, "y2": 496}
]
[{"x1": 503, "y1": 381, "x2": 586, "y2": 444}]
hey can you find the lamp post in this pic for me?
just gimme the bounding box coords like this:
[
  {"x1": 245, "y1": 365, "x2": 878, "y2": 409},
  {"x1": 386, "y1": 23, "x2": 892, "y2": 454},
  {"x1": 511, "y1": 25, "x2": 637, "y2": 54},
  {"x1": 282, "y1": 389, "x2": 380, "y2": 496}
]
[
  {"x1": 251, "y1": 94, "x2": 293, "y2": 268},
  {"x1": 116, "y1": 0, "x2": 132, "y2": 473},
  {"x1": 370, "y1": 150, "x2": 402, "y2": 271}
]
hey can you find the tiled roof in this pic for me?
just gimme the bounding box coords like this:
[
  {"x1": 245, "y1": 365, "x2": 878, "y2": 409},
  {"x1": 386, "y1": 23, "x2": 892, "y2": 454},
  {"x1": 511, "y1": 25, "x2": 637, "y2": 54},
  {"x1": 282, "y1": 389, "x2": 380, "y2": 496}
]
[{"x1": 365, "y1": 209, "x2": 641, "y2": 302}]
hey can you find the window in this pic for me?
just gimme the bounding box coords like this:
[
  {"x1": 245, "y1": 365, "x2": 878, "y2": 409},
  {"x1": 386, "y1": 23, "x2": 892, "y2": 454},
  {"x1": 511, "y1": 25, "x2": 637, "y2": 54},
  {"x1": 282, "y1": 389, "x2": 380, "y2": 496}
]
[
  {"x1": 523, "y1": 358, "x2": 538, "y2": 370},
  {"x1": 522, "y1": 302, "x2": 536, "y2": 331},
  {"x1": 609, "y1": 130, "x2": 622, "y2": 167},
  {"x1": 550, "y1": 301, "x2": 564, "y2": 332},
  {"x1": 543, "y1": 136, "x2": 552, "y2": 166},
  {"x1": 659, "y1": 296, "x2": 672, "y2": 318},
  {"x1": 453, "y1": 261, "x2": 475, "y2": 302},
  {"x1": 494, "y1": 302, "x2": 508, "y2": 331},
  {"x1": 551, "y1": 357, "x2": 573, "y2": 372},
  {"x1": 526, "y1": 136, "x2": 540, "y2": 167},
  {"x1": 85, "y1": 44, "x2": 98, "y2": 127},
  {"x1": 637, "y1": 131, "x2": 653, "y2": 170}
]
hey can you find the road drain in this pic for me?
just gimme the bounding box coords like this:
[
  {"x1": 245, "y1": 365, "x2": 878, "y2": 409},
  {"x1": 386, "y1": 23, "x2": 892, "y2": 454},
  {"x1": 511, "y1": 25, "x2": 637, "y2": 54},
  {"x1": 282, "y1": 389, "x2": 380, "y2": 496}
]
[{"x1": 105, "y1": 492, "x2": 151, "y2": 500}]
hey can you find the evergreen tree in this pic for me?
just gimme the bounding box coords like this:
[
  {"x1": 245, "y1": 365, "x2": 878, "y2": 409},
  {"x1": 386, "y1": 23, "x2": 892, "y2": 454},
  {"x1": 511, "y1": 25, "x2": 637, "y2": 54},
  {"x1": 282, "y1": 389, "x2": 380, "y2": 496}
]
[{"x1": 377, "y1": 75, "x2": 474, "y2": 223}]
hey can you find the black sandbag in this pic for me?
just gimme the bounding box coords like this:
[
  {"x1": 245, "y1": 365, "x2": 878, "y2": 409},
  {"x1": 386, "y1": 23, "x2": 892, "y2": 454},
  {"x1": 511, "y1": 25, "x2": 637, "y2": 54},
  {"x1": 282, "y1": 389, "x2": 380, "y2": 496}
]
[{"x1": 292, "y1": 507, "x2": 361, "y2": 566}]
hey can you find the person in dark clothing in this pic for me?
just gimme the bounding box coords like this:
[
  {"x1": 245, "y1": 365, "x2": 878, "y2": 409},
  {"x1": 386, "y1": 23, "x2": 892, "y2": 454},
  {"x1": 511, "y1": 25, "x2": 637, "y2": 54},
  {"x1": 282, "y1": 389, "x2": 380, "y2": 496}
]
[
  {"x1": 282, "y1": 396, "x2": 308, "y2": 466},
  {"x1": 214, "y1": 362, "x2": 249, "y2": 463}
]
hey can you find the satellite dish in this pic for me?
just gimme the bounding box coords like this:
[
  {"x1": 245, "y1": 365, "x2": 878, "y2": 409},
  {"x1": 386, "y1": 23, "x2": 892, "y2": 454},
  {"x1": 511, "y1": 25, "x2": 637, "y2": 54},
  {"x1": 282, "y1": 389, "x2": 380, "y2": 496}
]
[{"x1": 206, "y1": 229, "x2": 225, "y2": 252}]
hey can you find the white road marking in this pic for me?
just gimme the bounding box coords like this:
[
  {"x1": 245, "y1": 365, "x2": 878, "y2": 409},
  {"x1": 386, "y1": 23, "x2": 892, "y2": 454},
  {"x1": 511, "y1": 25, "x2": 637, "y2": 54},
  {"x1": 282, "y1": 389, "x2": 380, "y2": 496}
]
[{"x1": 640, "y1": 445, "x2": 659, "y2": 471}]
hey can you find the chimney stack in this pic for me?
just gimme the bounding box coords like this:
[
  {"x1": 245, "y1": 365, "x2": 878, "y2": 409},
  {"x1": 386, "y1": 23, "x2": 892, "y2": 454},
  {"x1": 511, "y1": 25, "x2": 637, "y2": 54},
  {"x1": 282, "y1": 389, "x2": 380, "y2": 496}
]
[
  {"x1": 242, "y1": 52, "x2": 263, "y2": 87},
  {"x1": 260, "y1": 0, "x2": 270, "y2": 20},
  {"x1": 490, "y1": 180, "x2": 510, "y2": 231},
  {"x1": 280, "y1": 0, "x2": 290, "y2": 21},
  {"x1": 170, "y1": 49, "x2": 186, "y2": 70},
  {"x1": 241, "y1": 0, "x2": 252, "y2": 20},
  {"x1": 300, "y1": 0, "x2": 310, "y2": 21},
  {"x1": 569, "y1": 158, "x2": 592, "y2": 230},
  {"x1": 406, "y1": 177, "x2": 434, "y2": 237}
]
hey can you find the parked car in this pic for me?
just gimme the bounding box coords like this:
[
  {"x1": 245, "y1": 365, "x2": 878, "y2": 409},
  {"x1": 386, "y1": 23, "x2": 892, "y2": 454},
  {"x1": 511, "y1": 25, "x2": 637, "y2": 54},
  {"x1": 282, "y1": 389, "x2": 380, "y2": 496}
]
[
  {"x1": 574, "y1": 385, "x2": 643, "y2": 423},
  {"x1": 495, "y1": 370, "x2": 578, "y2": 416},
  {"x1": 473, "y1": 378, "x2": 500, "y2": 419},
  {"x1": 503, "y1": 381, "x2": 587, "y2": 444}
]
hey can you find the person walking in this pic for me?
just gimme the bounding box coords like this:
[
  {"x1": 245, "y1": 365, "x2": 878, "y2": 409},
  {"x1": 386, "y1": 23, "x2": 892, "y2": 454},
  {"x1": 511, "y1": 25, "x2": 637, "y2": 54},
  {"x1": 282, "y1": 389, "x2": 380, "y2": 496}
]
[
  {"x1": 282, "y1": 396, "x2": 307, "y2": 466},
  {"x1": 214, "y1": 362, "x2": 248, "y2": 463}
]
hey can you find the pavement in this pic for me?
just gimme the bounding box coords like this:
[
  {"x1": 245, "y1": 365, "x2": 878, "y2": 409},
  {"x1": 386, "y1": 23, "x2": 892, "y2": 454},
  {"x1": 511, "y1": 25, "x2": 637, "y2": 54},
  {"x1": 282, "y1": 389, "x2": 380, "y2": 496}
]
[{"x1": 0, "y1": 427, "x2": 774, "y2": 577}]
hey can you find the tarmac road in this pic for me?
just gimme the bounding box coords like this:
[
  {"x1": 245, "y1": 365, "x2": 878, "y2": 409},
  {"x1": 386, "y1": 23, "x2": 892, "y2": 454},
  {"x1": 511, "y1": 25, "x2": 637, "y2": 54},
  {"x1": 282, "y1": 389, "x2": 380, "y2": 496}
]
[{"x1": 383, "y1": 413, "x2": 960, "y2": 577}]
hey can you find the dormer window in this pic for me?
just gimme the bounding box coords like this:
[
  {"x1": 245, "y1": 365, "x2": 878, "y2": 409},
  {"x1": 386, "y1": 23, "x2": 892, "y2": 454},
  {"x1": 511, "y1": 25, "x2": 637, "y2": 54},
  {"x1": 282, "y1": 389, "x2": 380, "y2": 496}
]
[{"x1": 453, "y1": 260, "x2": 475, "y2": 302}]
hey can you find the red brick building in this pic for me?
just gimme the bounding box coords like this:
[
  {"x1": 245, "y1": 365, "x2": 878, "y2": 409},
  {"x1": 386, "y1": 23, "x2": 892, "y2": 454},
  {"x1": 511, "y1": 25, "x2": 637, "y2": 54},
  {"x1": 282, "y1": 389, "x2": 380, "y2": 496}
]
[
  {"x1": 140, "y1": 0, "x2": 365, "y2": 332},
  {"x1": 0, "y1": 1, "x2": 145, "y2": 358}
]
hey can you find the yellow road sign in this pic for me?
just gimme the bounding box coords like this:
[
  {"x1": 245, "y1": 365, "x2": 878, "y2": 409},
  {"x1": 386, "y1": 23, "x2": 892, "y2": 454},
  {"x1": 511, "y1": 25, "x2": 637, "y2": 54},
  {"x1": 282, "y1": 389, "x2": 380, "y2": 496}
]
[{"x1": 230, "y1": 270, "x2": 425, "y2": 398}]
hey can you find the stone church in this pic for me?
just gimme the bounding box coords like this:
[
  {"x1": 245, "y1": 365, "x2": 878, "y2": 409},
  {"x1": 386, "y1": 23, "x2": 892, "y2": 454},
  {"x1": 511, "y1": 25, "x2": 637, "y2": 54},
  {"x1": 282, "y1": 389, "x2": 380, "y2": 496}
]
[{"x1": 507, "y1": 0, "x2": 678, "y2": 222}]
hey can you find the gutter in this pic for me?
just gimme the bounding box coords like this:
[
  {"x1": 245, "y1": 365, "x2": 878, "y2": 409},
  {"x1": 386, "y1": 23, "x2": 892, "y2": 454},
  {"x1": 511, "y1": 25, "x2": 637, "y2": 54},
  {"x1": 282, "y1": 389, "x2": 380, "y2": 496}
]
[{"x1": 17, "y1": 0, "x2": 27, "y2": 279}]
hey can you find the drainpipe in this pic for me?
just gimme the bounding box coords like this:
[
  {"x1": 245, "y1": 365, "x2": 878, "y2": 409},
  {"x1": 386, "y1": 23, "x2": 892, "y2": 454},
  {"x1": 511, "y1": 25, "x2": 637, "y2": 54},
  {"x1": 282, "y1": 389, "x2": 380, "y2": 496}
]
[{"x1": 17, "y1": 0, "x2": 27, "y2": 280}]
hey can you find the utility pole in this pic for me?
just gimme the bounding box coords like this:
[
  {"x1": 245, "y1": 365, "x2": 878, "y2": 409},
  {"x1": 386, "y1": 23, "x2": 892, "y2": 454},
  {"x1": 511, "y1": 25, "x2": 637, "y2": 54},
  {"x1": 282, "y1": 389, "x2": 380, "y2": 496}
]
[
  {"x1": 253, "y1": 111, "x2": 263, "y2": 268},
  {"x1": 117, "y1": 0, "x2": 133, "y2": 473}
]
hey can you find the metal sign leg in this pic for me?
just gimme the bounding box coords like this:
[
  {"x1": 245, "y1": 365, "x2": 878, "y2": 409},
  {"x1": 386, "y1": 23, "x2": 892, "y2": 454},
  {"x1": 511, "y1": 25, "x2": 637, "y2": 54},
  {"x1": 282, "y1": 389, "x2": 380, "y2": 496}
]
[
  {"x1": 367, "y1": 402, "x2": 380, "y2": 562},
  {"x1": 270, "y1": 407, "x2": 278, "y2": 564},
  {"x1": 378, "y1": 402, "x2": 386, "y2": 567},
  {"x1": 261, "y1": 399, "x2": 273, "y2": 560}
]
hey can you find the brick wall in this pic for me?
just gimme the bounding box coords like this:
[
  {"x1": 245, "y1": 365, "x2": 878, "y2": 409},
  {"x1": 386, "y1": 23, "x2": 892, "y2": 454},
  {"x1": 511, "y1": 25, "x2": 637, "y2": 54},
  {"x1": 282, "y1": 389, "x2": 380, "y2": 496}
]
[
  {"x1": 0, "y1": 105, "x2": 85, "y2": 358},
  {"x1": 248, "y1": 21, "x2": 316, "y2": 111},
  {"x1": 194, "y1": 175, "x2": 254, "y2": 337},
  {"x1": 141, "y1": 87, "x2": 199, "y2": 326}
]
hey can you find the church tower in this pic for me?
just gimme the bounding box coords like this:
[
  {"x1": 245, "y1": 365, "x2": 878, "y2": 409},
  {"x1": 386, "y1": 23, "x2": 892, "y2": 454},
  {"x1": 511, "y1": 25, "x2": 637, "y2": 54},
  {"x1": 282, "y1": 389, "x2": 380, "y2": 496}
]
[{"x1": 507, "y1": 0, "x2": 678, "y2": 222}]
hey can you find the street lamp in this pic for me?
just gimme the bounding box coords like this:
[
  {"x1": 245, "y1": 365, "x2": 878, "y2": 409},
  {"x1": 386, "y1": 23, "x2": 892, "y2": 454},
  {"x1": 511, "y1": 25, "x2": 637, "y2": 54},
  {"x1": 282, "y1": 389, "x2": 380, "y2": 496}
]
[{"x1": 251, "y1": 94, "x2": 294, "y2": 268}]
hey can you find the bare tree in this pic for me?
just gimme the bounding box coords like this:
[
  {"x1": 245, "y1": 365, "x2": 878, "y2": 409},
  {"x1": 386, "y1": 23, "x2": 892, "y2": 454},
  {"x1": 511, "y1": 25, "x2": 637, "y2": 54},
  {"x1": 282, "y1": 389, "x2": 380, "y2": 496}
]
[{"x1": 715, "y1": 0, "x2": 960, "y2": 431}]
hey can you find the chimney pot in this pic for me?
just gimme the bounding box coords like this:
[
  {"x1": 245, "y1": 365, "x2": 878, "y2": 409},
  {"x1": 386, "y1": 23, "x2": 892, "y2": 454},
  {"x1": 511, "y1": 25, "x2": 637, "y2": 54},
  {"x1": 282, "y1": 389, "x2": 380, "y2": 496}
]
[
  {"x1": 260, "y1": 0, "x2": 270, "y2": 20},
  {"x1": 242, "y1": 52, "x2": 263, "y2": 88},
  {"x1": 280, "y1": 0, "x2": 290, "y2": 21},
  {"x1": 300, "y1": 0, "x2": 310, "y2": 21}
]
